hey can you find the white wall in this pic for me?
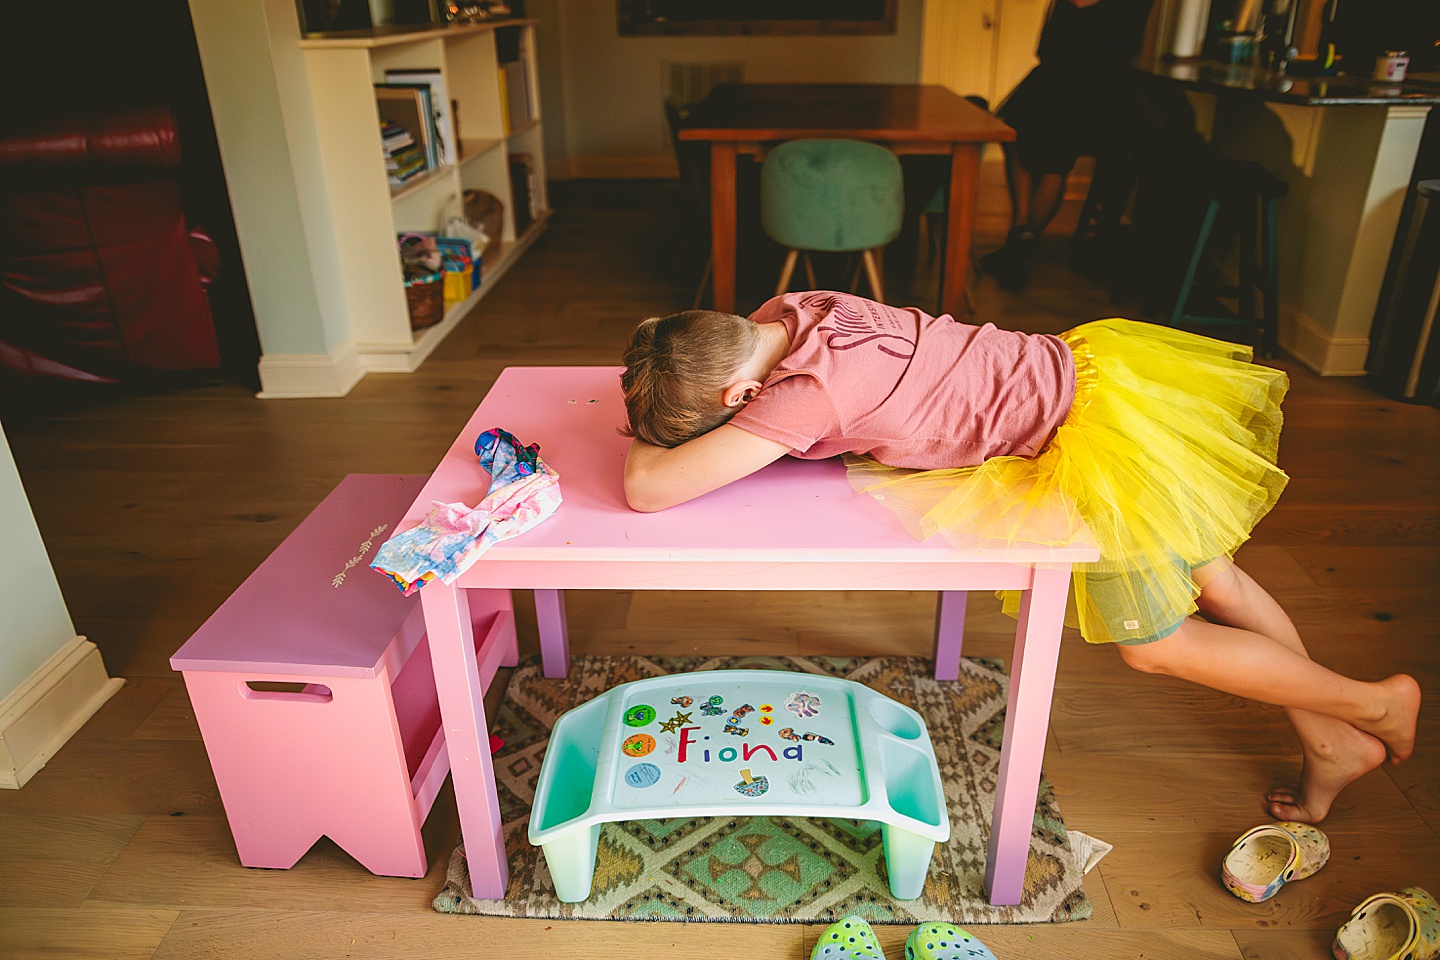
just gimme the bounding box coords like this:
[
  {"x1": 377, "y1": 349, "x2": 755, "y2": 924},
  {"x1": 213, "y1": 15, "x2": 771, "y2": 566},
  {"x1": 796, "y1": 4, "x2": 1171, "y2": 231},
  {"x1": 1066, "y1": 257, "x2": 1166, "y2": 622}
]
[
  {"x1": 0, "y1": 423, "x2": 76, "y2": 700},
  {"x1": 534, "y1": 0, "x2": 926, "y2": 177},
  {"x1": 188, "y1": 0, "x2": 356, "y2": 360}
]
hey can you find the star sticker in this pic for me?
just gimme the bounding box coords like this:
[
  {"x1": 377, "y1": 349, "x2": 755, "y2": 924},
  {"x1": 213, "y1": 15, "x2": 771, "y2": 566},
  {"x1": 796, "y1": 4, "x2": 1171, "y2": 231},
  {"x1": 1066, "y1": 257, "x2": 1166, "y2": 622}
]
[{"x1": 659, "y1": 711, "x2": 692, "y2": 733}]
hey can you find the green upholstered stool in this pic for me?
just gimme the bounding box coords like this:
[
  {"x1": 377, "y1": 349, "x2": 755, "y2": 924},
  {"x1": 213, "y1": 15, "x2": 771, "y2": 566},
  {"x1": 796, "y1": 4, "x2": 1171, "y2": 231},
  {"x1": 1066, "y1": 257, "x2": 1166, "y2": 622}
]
[{"x1": 760, "y1": 138, "x2": 904, "y2": 300}]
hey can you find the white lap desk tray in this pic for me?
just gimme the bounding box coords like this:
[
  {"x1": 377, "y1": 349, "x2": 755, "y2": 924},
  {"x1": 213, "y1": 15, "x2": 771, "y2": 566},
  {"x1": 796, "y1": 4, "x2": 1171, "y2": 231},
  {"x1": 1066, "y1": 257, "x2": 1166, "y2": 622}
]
[{"x1": 528, "y1": 669, "x2": 949, "y2": 901}]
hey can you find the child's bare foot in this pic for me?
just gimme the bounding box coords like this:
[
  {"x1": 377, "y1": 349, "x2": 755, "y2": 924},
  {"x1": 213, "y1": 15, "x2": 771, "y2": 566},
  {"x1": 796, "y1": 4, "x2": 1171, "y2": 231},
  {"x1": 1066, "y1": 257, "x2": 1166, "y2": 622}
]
[
  {"x1": 1267, "y1": 722, "x2": 1388, "y2": 823},
  {"x1": 1358, "y1": 674, "x2": 1422, "y2": 765}
]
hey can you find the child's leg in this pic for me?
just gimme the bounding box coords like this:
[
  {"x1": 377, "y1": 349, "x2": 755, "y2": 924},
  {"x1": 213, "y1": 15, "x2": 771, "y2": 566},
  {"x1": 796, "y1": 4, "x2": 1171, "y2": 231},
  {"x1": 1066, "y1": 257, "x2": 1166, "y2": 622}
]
[
  {"x1": 1189, "y1": 561, "x2": 1390, "y2": 822},
  {"x1": 1114, "y1": 564, "x2": 1420, "y2": 773}
]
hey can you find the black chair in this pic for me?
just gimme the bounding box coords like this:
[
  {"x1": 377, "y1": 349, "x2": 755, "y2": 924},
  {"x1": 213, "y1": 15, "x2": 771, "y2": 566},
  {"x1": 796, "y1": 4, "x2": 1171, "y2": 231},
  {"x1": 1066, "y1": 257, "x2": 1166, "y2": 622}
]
[{"x1": 664, "y1": 99, "x2": 713, "y2": 309}]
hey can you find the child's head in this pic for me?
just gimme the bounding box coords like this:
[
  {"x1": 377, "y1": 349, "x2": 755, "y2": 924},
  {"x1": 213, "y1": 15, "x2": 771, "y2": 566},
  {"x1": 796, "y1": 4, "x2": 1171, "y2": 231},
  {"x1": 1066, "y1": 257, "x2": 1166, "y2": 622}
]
[{"x1": 621, "y1": 309, "x2": 759, "y2": 447}]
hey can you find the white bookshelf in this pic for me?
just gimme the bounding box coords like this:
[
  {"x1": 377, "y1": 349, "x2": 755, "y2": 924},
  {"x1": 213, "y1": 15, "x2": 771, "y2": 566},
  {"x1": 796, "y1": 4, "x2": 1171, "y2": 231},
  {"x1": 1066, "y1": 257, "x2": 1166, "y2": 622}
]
[{"x1": 299, "y1": 20, "x2": 549, "y2": 373}]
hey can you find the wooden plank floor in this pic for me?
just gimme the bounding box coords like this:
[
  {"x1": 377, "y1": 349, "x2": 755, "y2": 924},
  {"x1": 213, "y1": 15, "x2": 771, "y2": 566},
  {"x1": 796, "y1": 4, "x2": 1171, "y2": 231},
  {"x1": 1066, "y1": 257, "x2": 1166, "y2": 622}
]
[{"x1": 2, "y1": 171, "x2": 1437, "y2": 960}]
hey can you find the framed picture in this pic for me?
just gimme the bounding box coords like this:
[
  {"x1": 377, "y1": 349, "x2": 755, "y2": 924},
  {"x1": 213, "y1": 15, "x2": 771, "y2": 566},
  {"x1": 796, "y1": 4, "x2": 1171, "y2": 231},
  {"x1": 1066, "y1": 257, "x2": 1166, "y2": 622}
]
[
  {"x1": 618, "y1": 0, "x2": 896, "y2": 36},
  {"x1": 297, "y1": 0, "x2": 373, "y2": 35}
]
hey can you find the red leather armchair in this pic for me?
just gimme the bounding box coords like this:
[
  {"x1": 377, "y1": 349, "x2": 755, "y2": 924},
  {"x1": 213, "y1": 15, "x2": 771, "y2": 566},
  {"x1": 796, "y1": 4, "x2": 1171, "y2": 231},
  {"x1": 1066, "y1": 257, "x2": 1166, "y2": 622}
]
[{"x1": 0, "y1": 105, "x2": 221, "y2": 382}]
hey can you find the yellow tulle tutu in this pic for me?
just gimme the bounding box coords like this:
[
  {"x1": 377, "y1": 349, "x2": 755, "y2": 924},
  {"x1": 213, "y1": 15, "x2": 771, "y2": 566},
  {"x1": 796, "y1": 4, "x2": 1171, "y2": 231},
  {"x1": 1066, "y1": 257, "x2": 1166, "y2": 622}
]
[{"x1": 847, "y1": 318, "x2": 1290, "y2": 644}]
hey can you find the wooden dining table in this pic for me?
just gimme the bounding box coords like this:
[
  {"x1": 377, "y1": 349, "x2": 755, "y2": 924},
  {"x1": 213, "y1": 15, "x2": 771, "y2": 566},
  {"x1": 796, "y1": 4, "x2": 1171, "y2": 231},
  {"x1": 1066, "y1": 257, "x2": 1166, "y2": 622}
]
[{"x1": 677, "y1": 83, "x2": 1015, "y2": 318}]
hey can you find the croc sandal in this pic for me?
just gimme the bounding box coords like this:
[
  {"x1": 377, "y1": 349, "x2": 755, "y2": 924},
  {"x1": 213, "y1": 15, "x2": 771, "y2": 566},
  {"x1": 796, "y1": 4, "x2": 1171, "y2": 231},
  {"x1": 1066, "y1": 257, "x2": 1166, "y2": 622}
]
[
  {"x1": 1333, "y1": 887, "x2": 1440, "y2": 960},
  {"x1": 812, "y1": 916, "x2": 886, "y2": 960},
  {"x1": 1221, "y1": 821, "x2": 1330, "y2": 902},
  {"x1": 904, "y1": 921, "x2": 997, "y2": 960}
]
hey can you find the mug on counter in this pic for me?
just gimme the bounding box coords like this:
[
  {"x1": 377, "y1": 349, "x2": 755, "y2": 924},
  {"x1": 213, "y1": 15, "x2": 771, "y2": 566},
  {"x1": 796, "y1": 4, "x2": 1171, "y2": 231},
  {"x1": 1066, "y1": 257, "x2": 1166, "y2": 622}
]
[
  {"x1": 1222, "y1": 34, "x2": 1256, "y2": 64},
  {"x1": 1374, "y1": 51, "x2": 1409, "y2": 82}
]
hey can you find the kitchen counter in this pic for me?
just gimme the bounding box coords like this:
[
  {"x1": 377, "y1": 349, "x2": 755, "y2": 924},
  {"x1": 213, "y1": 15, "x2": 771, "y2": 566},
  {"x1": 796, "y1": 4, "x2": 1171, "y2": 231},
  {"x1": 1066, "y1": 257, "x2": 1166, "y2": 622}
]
[
  {"x1": 1147, "y1": 59, "x2": 1440, "y2": 107},
  {"x1": 1141, "y1": 59, "x2": 1435, "y2": 376}
]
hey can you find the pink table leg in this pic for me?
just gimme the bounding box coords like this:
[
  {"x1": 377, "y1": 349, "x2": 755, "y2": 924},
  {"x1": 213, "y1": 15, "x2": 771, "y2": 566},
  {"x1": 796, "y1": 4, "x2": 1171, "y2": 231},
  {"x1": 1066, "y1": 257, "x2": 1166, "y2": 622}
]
[
  {"x1": 535, "y1": 589, "x2": 570, "y2": 679},
  {"x1": 422, "y1": 581, "x2": 509, "y2": 898},
  {"x1": 932, "y1": 590, "x2": 968, "y2": 681},
  {"x1": 983, "y1": 564, "x2": 1071, "y2": 905}
]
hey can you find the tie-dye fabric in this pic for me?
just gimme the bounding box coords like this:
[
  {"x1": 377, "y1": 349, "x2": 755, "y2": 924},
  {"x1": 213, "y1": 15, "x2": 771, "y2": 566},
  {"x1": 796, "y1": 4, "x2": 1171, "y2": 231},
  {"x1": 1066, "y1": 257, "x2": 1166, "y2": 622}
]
[{"x1": 373, "y1": 428, "x2": 561, "y2": 595}]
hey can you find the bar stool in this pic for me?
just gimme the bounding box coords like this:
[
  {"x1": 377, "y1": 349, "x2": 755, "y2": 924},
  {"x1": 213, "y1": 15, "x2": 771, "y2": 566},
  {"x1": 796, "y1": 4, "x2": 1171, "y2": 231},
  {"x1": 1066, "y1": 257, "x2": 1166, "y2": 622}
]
[{"x1": 1169, "y1": 158, "x2": 1287, "y2": 358}]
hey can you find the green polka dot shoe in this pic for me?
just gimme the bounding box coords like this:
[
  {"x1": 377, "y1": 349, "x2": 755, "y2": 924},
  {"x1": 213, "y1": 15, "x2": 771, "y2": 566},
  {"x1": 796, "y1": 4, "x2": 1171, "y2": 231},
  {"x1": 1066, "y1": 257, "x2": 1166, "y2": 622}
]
[
  {"x1": 811, "y1": 916, "x2": 886, "y2": 960},
  {"x1": 904, "y1": 922, "x2": 997, "y2": 960}
]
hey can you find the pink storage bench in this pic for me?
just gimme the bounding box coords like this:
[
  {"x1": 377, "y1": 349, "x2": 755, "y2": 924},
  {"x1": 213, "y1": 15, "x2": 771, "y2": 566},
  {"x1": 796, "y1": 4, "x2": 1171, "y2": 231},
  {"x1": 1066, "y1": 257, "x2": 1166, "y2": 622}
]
[{"x1": 170, "y1": 473, "x2": 518, "y2": 878}]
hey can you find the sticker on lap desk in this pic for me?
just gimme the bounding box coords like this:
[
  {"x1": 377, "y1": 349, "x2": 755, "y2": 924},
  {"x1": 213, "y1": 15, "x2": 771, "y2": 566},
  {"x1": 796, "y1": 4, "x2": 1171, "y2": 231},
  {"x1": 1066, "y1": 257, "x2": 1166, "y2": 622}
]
[{"x1": 612, "y1": 678, "x2": 862, "y2": 810}]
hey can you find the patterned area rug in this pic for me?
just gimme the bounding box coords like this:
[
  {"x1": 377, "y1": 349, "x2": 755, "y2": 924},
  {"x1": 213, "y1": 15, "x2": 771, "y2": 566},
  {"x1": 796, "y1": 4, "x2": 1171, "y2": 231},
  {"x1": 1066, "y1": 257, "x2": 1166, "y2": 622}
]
[{"x1": 434, "y1": 654, "x2": 1094, "y2": 924}]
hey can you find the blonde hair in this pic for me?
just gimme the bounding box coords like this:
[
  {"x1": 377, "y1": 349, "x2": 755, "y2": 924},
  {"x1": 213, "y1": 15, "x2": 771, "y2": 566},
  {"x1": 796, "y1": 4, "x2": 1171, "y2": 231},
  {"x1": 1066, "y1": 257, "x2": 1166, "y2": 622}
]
[{"x1": 621, "y1": 310, "x2": 760, "y2": 447}]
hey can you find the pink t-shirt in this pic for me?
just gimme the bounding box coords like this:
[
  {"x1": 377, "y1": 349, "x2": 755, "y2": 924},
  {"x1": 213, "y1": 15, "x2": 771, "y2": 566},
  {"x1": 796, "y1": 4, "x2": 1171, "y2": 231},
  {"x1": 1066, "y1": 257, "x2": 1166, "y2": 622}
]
[{"x1": 729, "y1": 292, "x2": 1076, "y2": 469}]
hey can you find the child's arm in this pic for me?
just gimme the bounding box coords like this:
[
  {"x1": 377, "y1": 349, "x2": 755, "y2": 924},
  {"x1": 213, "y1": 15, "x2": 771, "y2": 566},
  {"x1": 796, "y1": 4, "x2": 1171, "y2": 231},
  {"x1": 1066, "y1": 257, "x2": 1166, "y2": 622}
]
[{"x1": 624, "y1": 424, "x2": 791, "y2": 512}]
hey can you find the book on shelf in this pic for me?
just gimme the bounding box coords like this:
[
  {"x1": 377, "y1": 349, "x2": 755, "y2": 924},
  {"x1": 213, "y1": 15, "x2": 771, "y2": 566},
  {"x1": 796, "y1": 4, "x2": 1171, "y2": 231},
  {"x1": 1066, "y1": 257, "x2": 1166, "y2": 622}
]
[
  {"x1": 507, "y1": 152, "x2": 539, "y2": 233},
  {"x1": 502, "y1": 60, "x2": 530, "y2": 132},
  {"x1": 381, "y1": 121, "x2": 413, "y2": 153},
  {"x1": 496, "y1": 67, "x2": 511, "y2": 137},
  {"x1": 386, "y1": 142, "x2": 425, "y2": 168},
  {"x1": 375, "y1": 83, "x2": 439, "y2": 172},
  {"x1": 384, "y1": 69, "x2": 458, "y2": 166},
  {"x1": 386, "y1": 143, "x2": 428, "y2": 186},
  {"x1": 380, "y1": 117, "x2": 427, "y2": 187}
]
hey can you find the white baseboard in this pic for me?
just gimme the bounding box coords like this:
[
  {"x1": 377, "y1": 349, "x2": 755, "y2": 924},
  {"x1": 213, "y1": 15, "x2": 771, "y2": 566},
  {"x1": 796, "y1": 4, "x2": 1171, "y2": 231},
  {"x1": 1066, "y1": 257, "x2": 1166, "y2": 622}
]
[
  {"x1": 0, "y1": 636, "x2": 124, "y2": 789},
  {"x1": 1281, "y1": 307, "x2": 1371, "y2": 377},
  {"x1": 256, "y1": 341, "x2": 366, "y2": 399}
]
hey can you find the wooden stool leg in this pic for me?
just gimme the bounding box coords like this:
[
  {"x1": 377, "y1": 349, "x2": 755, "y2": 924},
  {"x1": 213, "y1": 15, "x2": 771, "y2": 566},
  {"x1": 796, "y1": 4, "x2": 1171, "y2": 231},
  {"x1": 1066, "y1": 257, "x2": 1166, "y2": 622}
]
[
  {"x1": 1238, "y1": 195, "x2": 1258, "y2": 328},
  {"x1": 803, "y1": 252, "x2": 819, "y2": 290},
  {"x1": 1171, "y1": 199, "x2": 1220, "y2": 328},
  {"x1": 862, "y1": 249, "x2": 884, "y2": 302},
  {"x1": 1263, "y1": 196, "x2": 1281, "y2": 359},
  {"x1": 693, "y1": 254, "x2": 713, "y2": 310},
  {"x1": 775, "y1": 249, "x2": 798, "y2": 296}
]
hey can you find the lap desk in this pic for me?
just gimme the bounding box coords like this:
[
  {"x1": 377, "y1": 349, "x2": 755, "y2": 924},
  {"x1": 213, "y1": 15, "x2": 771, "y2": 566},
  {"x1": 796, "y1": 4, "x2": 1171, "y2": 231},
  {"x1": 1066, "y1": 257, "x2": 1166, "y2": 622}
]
[
  {"x1": 529, "y1": 670, "x2": 947, "y2": 902},
  {"x1": 404, "y1": 366, "x2": 1097, "y2": 906}
]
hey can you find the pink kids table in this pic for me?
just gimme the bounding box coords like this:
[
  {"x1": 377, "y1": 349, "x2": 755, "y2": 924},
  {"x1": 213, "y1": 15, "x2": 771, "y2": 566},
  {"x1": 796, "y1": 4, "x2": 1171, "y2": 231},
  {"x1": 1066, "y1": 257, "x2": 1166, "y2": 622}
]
[{"x1": 403, "y1": 366, "x2": 1098, "y2": 906}]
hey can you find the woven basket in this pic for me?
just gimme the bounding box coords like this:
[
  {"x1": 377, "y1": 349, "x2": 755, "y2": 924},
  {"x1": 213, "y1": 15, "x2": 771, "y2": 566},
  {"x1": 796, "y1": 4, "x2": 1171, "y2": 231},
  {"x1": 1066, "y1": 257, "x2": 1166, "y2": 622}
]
[
  {"x1": 462, "y1": 189, "x2": 505, "y2": 262},
  {"x1": 404, "y1": 272, "x2": 444, "y2": 330}
]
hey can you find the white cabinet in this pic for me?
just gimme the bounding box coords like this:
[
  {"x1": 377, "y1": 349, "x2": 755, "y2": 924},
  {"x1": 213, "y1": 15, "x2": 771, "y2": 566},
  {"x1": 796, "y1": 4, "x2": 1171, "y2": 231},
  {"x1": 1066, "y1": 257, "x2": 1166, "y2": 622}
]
[
  {"x1": 921, "y1": 0, "x2": 1047, "y2": 108},
  {"x1": 300, "y1": 20, "x2": 549, "y2": 372}
]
